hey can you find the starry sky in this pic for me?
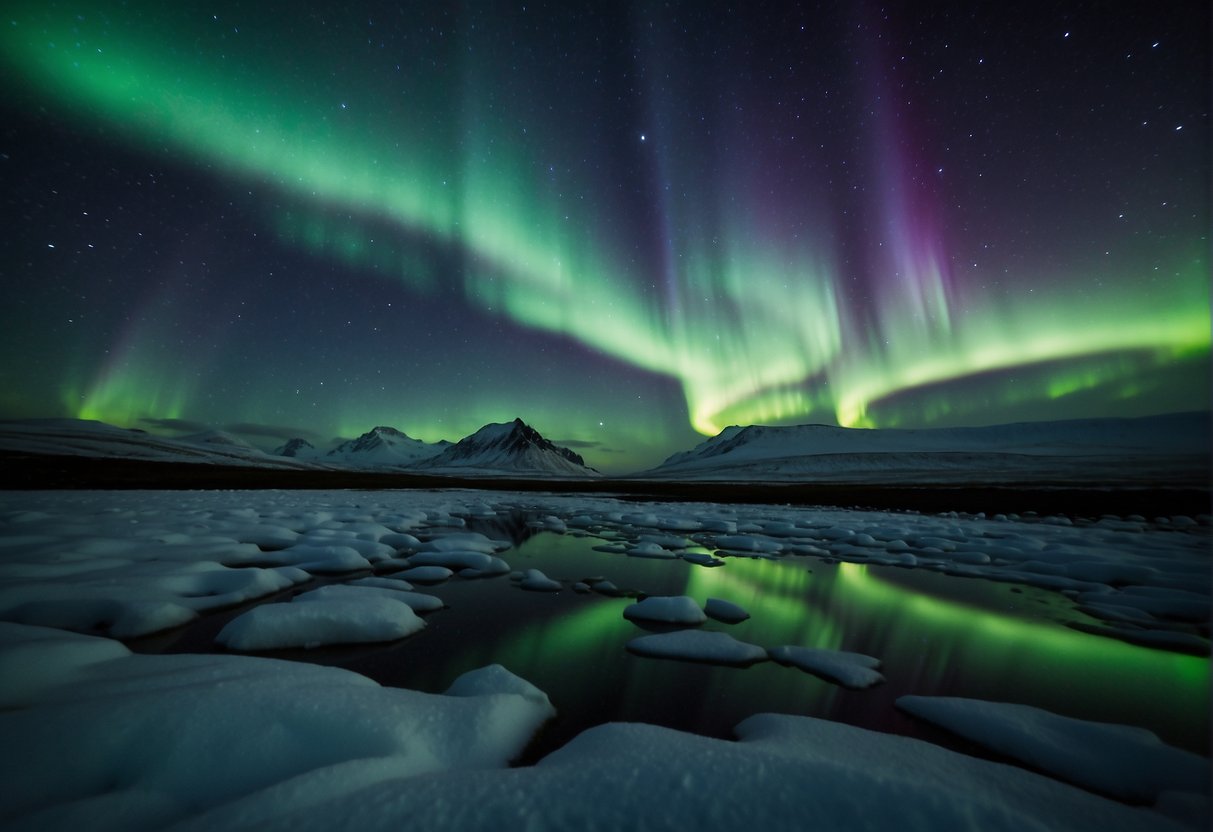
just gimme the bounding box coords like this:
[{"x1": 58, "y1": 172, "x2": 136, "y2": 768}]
[{"x1": 1, "y1": 1, "x2": 1208, "y2": 472}]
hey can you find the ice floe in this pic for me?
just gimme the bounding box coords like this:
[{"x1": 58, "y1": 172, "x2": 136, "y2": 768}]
[
  {"x1": 626, "y1": 541, "x2": 679, "y2": 559},
  {"x1": 517, "y1": 568, "x2": 561, "y2": 592},
  {"x1": 704, "y1": 597, "x2": 750, "y2": 623},
  {"x1": 623, "y1": 595, "x2": 707, "y2": 625},
  {"x1": 294, "y1": 583, "x2": 444, "y2": 613},
  {"x1": 408, "y1": 551, "x2": 510, "y2": 573},
  {"x1": 217, "y1": 593, "x2": 425, "y2": 650},
  {"x1": 627, "y1": 630, "x2": 767, "y2": 666},
  {"x1": 395, "y1": 565, "x2": 453, "y2": 583},
  {"x1": 768, "y1": 644, "x2": 886, "y2": 689}
]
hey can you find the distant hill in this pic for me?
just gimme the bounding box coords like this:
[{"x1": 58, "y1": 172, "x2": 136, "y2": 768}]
[
  {"x1": 310, "y1": 426, "x2": 449, "y2": 467},
  {"x1": 0, "y1": 419, "x2": 315, "y2": 470},
  {"x1": 0, "y1": 417, "x2": 597, "y2": 478},
  {"x1": 2, "y1": 412, "x2": 1206, "y2": 486},
  {"x1": 644, "y1": 412, "x2": 1212, "y2": 484}
]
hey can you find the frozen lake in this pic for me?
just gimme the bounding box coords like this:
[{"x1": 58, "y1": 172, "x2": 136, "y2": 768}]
[
  {"x1": 131, "y1": 525, "x2": 1209, "y2": 761},
  {"x1": 2, "y1": 489, "x2": 1209, "y2": 829}
]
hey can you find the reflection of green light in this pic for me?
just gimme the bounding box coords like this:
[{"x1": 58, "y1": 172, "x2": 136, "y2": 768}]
[
  {"x1": 4, "y1": 5, "x2": 1207, "y2": 439},
  {"x1": 835, "y1": 562, "x2": 1209, "y2": 696},
  {"x1": 495, "y1": 599, "x2": 626, "y2": 669},
  {"x1": 685, "y1": 558, "x2": 841, "y2": 650},
  {"x1": 426, "y1": 533, "x2": 1205, "y2": 749}
]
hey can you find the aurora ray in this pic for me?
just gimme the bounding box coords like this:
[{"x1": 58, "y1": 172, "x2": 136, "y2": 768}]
[{"x1": 0, "y1": 2, "x2": 1206, "y2": 469}]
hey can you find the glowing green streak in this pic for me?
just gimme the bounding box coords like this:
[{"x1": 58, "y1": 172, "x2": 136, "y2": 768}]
[
  {"x1": 274, "y1": 207, "x2": 437, "y2": 293},
  {"x1": 493, "y1": 598, "x2": 627, "y2": 669},
  {"x1": 0, "y1": 17, "x2": 459, "y2": 240},
  {"x1": 835, "y1": 255, "x2": 1211, "y2": 428},
  {"x1": 76, "y1": 371, "x2": 189, "y2": 426},
  {"x1": 5, "y1": 7, "x2": 1207, "y2": 439},
  {"x1": 684, "y1": 558, "x2": 842, "y2": 649}
]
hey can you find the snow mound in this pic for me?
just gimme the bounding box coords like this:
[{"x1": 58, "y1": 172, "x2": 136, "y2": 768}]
[
  {"x1": 517, "y1": 569, "x2": 561, "y2": 592},
  {"x1": 347, "y1": 575, "x2": 415, "y2": 592},
  {"x1": 217, "y1": 594, "x2": 425, "y2": 650},
  {"x1": 704, "y1": 598, "x2": 750, "y2": 623},
  {"x1": 626, "y1": 541, "x2": 679, "y2": 559},
  {"x1": 409, "y1": 551, "x2": 510, "y2": 575},
  {"x1": 623, "y1": 595, "x2": 707, "y2": 625},
  {"x1": 295, "y1": 584, "x2": 444, "y2": 613},
  {"x1": 896, "y1": 695, "x2": 1211, "y2": 803},
  {"x1": 627, "y1": 630, "x2": 768, "y2": 666},
  {"x1": 163, "y1": 712, "x2": 1192, "y2": 831},
  {"x1": 415, "y1": 532, "x2": 501, "y2": 554},
  {"x1": 0, "y1": 622, "x2": 131, "y2": 707},
  {"x1": 768, "y1": 645, "x2": 885, "y2": 689},
  {"x1": 0, "y1": 623, "x2": 553, "y2": 832},
  {"x1": 444, "y1": 663, "x2": 555, "y2": 713},
  {"x1": 396, "y1": 565, "x2": 453, "y2": 583}
]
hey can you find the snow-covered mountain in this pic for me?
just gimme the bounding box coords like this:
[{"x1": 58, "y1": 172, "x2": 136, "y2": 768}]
[
  {"x1": 415, "y1": 418, "x2": 600, "y2": 477},
  {"x1": 319, "y1": 426, "x2": 449, "y2": 467},
  {"x1": 5, "y1": 412, "x2": 1206, "y2": 485},
  {"x1": 273, "y1": 437, "x2": 316, "y2": 458},
  {"x1": 647, "y1": 412, "x2": 1212, "y2": 484},
  {"x1": 0, "y1": 419, "x2": 315, "y2": 469},
  {"x1": 0, "y1": 418, "x2": 591, "y2": 478}
]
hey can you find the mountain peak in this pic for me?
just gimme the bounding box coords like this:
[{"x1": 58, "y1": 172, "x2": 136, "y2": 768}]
[
  {"x1": 417, "y1": 418, "x2": 597, "y2": 476},
  {"x1": 368, "y1": 425, "x2": 411, "y2": 439},
  {"x1": 327, "y1": 424, "x2": 445, "y2": 465}
]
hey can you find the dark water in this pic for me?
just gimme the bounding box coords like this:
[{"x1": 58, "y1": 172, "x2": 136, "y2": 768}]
[{"x1": 131, "y1": 530, "x2": 1210, "y2": 764}]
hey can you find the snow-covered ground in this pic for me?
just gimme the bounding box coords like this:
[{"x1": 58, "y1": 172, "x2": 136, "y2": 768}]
[
  {"x1": 0, "y1": 488, "x2": 1208, "y2": 830},
  {"x1": 646, "y1": 411, "x2": 1212, "y2": 483},
  {"x1": 0, "y1": 419, "x2": 315, "y2": 469}
]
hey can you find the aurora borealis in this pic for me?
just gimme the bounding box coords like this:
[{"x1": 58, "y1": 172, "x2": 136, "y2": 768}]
[{"x1": 1, "y1": 2, "x2": 1208, "y2": 471}]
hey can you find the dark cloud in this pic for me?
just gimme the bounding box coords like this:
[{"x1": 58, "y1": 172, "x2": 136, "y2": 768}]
[{"x1": 552, "y1": 438, "x2": 603, "y2": 449}]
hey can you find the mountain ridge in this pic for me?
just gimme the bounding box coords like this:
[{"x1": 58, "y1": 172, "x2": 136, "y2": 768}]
[
  {"x1": 0, "y1": 411, "x2": 1207, "y2": 484},
  {"x1": 414, "y1": 418, "x2": 599, "y2": 477},
  {"x1": 647, "y1": 411, "x2": 1212, "y2": 483}
]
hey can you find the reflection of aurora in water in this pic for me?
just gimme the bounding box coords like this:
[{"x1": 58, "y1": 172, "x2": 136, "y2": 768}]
[
  {"x1": 340, "y1": 534, "x2": 1208, "y2": 757},
  {"x1": 0, "y1": 4, "x2": 1207, "y2": 464}
]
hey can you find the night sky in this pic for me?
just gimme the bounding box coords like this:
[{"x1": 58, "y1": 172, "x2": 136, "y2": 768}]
[{"x1": 1, "y1": 2, "x2": 1208, "y2": 472}]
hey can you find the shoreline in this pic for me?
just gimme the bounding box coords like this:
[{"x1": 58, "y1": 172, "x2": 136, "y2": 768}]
[{"x1": 2, "y1": 450, "x2": 1208, "y2": 517}]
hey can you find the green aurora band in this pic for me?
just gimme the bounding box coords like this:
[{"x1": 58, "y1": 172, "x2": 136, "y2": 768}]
[{"x1": 3, "y1": 6, "x2": 1207, "y2": 444}]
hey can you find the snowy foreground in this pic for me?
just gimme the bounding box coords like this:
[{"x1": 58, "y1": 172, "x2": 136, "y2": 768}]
[{"x1": 0, "y1": 489, "x2": 1209, "y2": 830}]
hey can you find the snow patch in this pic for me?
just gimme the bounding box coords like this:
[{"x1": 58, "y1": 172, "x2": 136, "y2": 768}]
[
  {"x1": 623, "y1": 596, "x2": 707, "y2": 626},
  {"x1": 896, "y1": 695, "x2": 1211, "y2": 803},
  {"x1": 627, "y1": 630, "x2": 767, "y2": 666},
  {"x1": 768, "y1": 644, "x2": 885, "y2": 689}
]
